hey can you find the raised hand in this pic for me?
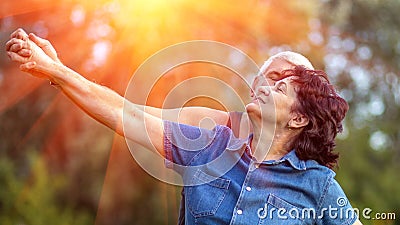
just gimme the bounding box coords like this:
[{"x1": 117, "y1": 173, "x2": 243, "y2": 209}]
[
  {"x1": 7, "y1": 28, "x2": 61, "y2": 63},
  {"x1": 6, "y1": 28, "x2": 61, "y2": 80}
]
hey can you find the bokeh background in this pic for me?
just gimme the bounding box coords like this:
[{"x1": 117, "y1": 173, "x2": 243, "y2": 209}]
[{"x1": 1, "y1": 0, "x2": 399, "y2": 224}]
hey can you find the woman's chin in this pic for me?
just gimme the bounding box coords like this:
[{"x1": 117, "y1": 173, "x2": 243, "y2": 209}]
[{"x1": 246, "y1": 102, "x2": 261, "y2": 117}]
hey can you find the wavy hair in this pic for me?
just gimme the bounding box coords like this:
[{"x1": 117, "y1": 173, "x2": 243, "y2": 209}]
[{"x1": 282, "y1": 66, "x2": 349, "y2": 168}]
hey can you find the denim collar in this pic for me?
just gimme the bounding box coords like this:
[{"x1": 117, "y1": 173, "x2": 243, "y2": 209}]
[
  {"x1": 256, "y1": 149, "x2": 306, "y2": 171},
  {"x1": 279, "y1": 149, "x2": 307, "y2": 170},
  {"x1": 226, "y1": 133, "x2": 253, "y2": 151},
  {"x1": 225, "y1": 131, "x2": 307, "y2": 171}
]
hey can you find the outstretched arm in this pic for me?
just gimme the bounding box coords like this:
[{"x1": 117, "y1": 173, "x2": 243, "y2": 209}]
[
  {"x1": 6, "y1": 29, "x2": 230, "y2": 129},
  {"x1": 6, "y1": 29, "x2": 234, "y2": 153},
  {"x1": 6, "y1": 29, "x2": 229, "y2": 129},
  {"x1": 6, "y1": 29, "x2": 166, "y2": 153}
]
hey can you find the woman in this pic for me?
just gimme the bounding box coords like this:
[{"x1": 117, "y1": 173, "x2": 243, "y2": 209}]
[
  {"x1": 163, "y1": 66, "x2": 358, "y2": 224},
  {"x1": 6, "y1": 30, "x2": 362, "y2": 224}
]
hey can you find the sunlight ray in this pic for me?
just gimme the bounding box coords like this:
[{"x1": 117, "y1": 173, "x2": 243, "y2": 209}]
[
  {"x1": 16, "y1": 91, "x2": 62, "y2": 150},
  {"x1": 0, "y1": 69, "x2": 44, "y2": 114}
]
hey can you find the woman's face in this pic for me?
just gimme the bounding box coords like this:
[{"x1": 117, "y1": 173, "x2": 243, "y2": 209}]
[
  {"x1": 247, "y1": 76, "x2": 299, "y2": 129},
  {"x1": 251, "y1": 57, "x2": 295, "y2": 98}
]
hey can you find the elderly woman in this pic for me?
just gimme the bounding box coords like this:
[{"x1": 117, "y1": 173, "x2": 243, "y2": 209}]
[
  {"x1": 6, "y1": 29, "x2": 362, "y2": 224},
  {"x1": 162, "y1": 66, "x2": 358, "y2": 224}
]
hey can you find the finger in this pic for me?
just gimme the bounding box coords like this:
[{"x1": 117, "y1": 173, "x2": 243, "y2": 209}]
[
  {"x1": 9, "y1": 42, "x2": 26, "y2": 52},
  {"x1": 9, "y1": 43, "x2": 23, "y2": 52},
  {"x1": 5, "y1": 38, "x2": 17, "y2": 51},
  {"x1": 10, "y1": 28, "x2": 26, "y2": 37},
  {"x1": 18, "y1": 49, "x2": 32, "y2": 57},
  {"x1": 9, "y1": 41, "x2": 30, "y2": 53},
  {"x1": 7, "y1": 51, "x2": 28, "y2": 63},
  {"x1": 29, "y1": 33, "x2": 61, "y2": 63},
  {"x1": 10, "y1": 28, "x2": 28, "y2": 39},
  {"x1": 14, "y1": 28, "x2": 28, "y2": 40},
  {"x1": 29, "y1": 33, "x2": 49, "y2": 48},
  {"x1": 5, "y1": 38, "x2": 25, "y2": 51},
  {"x1": 20, "y1": 62, "x2": 37, "y2": 72}
]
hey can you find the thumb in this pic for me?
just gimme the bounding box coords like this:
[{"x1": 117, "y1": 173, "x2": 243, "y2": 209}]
[
  {"x1": 28, "y1": 32, "x2": 61, "y2": 63},
  {"x1": 20, "y1": 61, "x2": 37, "y2": 72},
  {"x1": 29, "y1": 33, "x2": 47, "y2": 47}
]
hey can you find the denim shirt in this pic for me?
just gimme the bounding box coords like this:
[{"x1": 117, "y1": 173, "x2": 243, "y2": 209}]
[{"x1": 164, "y1": 121, "x2": 358, "y2": 225}]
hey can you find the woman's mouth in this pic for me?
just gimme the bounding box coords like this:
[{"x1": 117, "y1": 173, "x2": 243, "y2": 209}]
[{"x1": 253, "y1": 96, "x2": 265, "y2": 104}]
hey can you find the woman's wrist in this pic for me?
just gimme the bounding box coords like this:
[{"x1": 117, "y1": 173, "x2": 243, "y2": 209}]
[{"x1": 43, "y1": 61, "x2": 68, "y2": 88}]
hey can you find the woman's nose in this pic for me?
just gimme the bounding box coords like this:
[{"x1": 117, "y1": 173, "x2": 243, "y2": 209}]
[{"x1": 257, "y1": 86, "x2": 271, "y2": 96}]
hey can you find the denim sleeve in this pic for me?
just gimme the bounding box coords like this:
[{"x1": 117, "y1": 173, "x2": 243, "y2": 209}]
[
  {"x1": 317, "y1": 177, "x2": 358, "y2": 225},
  {"x1": 163, "y1": 121, "x2": 227, "y2": 170}
]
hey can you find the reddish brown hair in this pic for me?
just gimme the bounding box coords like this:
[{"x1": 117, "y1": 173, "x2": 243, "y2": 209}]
[{"x1": 283, "y1": 66, "x2": 349, "y2": 168}]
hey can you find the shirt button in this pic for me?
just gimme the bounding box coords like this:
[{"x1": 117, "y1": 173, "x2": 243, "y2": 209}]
[
  {"x1": 237, "y1": 209, "x2": 243, "y2": 215},
  {"x1": 246, "y1": 186, "x2": 252, "y2": 191}
]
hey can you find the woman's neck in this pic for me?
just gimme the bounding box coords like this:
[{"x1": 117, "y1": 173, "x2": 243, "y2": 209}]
[{"x1": 250, "y1": 124, "x2": 295, "y2": 161}]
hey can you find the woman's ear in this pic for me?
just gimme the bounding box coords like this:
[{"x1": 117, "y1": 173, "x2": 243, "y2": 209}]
[{"x1": 288, "y1": 113, "x2": 309, "y2": 129}]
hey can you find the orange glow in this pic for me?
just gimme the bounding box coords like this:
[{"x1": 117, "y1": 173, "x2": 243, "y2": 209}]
[
  {"x1": 1, "y1": 0, "x2": 317, "y2": 223},
  {"x1": 0, "y1": 0, "x2": 56, "y2": 18}
]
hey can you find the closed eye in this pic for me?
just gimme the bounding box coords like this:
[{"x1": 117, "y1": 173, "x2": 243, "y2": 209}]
[
  {"x1": 269, "y1": 79, "x2": 278, "y2": 86},
  {"x1": 266, "y1": 71, "x2": 282, "y2": 80},
  {"x1": 276, "y1": 82, "x2": 287, "y2": 94}
]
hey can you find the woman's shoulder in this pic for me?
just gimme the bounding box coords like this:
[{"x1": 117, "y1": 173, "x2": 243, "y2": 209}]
[{"x1": 304, "y1": 159, "x2": 337, "y2": 178}]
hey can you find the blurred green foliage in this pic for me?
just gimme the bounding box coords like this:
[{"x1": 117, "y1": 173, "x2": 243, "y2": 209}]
[{"x1": 0, "y1": 151, "x2": 92, "y2": 225}]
